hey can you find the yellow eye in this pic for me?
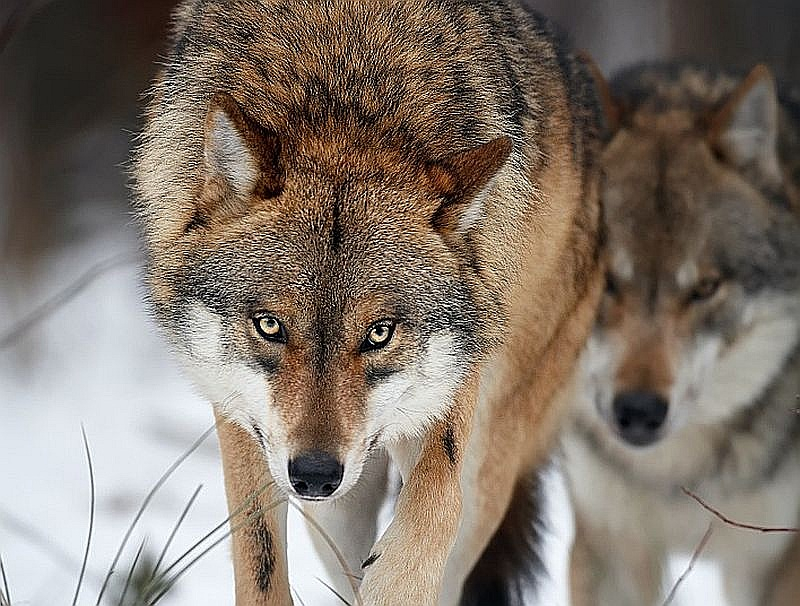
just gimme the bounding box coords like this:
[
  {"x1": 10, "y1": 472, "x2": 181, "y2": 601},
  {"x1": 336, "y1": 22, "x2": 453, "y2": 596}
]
[
  {"x1": 361, "y1": 321, "x2": 396, "y2": 352},
  {"x1": 254, "y1": 315, "x2": 286, "y2": 342}
]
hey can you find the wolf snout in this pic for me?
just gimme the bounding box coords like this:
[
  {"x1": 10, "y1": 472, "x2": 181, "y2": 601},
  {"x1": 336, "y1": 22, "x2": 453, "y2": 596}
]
[
  {"x1": 288, "y1": 450, "x2": 344, "y2": 499},
  {"x1": 612, "y1": 391, "x2": 668, "y2": 447}
]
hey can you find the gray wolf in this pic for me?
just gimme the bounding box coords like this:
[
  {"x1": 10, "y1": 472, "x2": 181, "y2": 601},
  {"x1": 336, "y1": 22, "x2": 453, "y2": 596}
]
[
  {"x1": 564, "y1": 63, "x2": 800, "y2": 606},
  {"x1": 132, "y1": 1, "x2": 604, "y2": 604}
]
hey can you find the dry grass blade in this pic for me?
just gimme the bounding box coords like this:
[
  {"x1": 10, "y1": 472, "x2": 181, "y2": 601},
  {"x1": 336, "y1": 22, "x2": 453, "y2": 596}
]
[
  {"x1": 151, "y1": 484, "x2": 203, "y2": 578},
  {"x1": 0, "y1": 553, "x2": 10, "y2": 606},
  {"x1": 291, "y1": 586, "x2": 308, "y2": 606},
  {"x1": 118, "y1": 539, "x2": 147, "y2": 606},
  {"x1": 317, "y1": 577, "x2": 352, "y2": 606},
  {"x1": 683, "y1": 488, "x2": 800, "y2": 533},
  {"x1": 661, "y1": 522, "x2": 714, "y2": 606},
  {"x1": 147, "y1": 496, "x2": 285, "y2": 606},
  {"x1": 72, "y1": 426, "x2": 96, "y2": 606},
  {"x1": 140, "y1": 479, "x2": 276, "y2": 602},
  {"x1": 95, "y1": 424, "x2": 216, "y2": 606},
  {"x1": 0, "y1": 252, "x2": 139, "y2": 350},
  {"x1": 289, "y1": 499, "x2": 363, "y2": 606}
]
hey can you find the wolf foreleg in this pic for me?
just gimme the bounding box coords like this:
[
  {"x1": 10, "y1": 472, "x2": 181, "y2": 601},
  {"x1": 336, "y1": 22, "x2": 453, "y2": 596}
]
[
  {"x1": 216, "y1": 412, "x2": 293, "y2": 606},
  {"x1": 359, "y1": 374, "x2": 478, "y2": 606}
]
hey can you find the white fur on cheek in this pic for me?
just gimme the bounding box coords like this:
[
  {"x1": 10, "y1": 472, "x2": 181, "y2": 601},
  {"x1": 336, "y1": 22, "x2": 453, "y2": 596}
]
[
  {"x1": 670, "y1": 334, "x2": 722, "y2": 429},
  {"x1": 694, "y1": 295, "x2": 799, "y2": 424},
  {"x1": 178, "y1": 303, "x2": 293, "y2": 489},
  {"x1": 366, "y1": 334, "x2": 463, "y2": 443},
  {"x1": 577, "y1": 332, "x2": 618, "y2": 424}
]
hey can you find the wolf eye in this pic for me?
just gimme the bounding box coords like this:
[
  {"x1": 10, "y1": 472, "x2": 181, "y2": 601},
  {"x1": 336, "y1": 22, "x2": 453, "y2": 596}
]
[
  {"x1": 689, "y1": 277, "x2": 722, "y2": 303},
  {"x1": 361, "y1": 320, "x2": 396, "y2": 353},
  {"x1": 605, "y1": 274, "x2": 620, "y2": 298},
  {"x1": 253, "y1": 315, "x2": 287, "y2": 343}
]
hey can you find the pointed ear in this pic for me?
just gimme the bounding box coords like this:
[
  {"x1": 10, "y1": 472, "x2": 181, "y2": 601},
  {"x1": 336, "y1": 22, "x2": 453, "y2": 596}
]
[
  {"x1": 427, "y1": 136, "x2": 512, "y2": 235},
  {"x1": 204, "y1": 93, "x2": 284, "y2": 201},
  {"x1": 577, "y1": 51, "x2": 620, "y2": 138},
  {"x1": 708, "y1": 65, "x2": 781, "y2": 184}
]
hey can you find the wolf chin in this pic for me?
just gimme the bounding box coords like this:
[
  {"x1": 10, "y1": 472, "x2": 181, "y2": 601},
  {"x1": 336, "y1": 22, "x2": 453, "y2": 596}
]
[
  {"x1": 132, "y1": 1, "x2": 604, "y2": 604},
  {"x1": 565, "y1": 63, "x2": 800, "y2": 606}
]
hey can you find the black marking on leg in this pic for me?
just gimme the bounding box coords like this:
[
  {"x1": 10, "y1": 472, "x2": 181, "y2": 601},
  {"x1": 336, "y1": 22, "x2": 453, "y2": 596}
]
[
  {"x1": 183, "y1": 209, "x2": 209, "y2": 233},
  {"x1": 361, "y1": 552, "x2": 380, "y2": 569},
  {"x1": 251, "y1": 423, "x2": 267, "y2": 452},
  {"x1": 251, "y1": 514, "x2": 275, "y2": 593},
  {"x1": 442, "y1": 423, "x2": 458, "y2": 466}
]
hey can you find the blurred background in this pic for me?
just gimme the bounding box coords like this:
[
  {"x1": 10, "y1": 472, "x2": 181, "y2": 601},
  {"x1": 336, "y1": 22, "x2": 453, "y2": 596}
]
[{"x1": 0, "y1": 1, "x2": 797, "y2": 604}]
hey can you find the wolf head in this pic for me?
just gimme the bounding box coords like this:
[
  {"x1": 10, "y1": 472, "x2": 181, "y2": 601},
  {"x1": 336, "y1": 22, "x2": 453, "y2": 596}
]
[
  {"x1": 137, "y1": 91, "x2": 511, "y2": 500},
  {"x1": 579, "y1": 65, "x2": 800, "y2": 452}
]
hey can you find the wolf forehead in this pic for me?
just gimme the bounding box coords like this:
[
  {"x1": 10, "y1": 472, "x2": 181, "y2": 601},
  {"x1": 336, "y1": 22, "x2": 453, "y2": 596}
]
[{"x1": 601, "y1": 70, "x2": 800, "y2": 295}]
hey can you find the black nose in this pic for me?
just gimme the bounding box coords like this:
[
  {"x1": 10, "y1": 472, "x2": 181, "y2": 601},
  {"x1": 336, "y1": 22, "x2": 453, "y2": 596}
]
[
  {"x1": 612, "y1": 391, "x2": 669, "y2": 447},
  {"x1": 288, "y1": 451, "x2": 344, "y2": 498}
]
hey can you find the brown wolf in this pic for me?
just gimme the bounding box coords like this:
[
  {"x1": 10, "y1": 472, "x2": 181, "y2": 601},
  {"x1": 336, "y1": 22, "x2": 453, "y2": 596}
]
[
  {"x1": 133, "y1": 1, "x2": 604, "y2": 604},
  {"x1": 564, "y1": 63, "x2": 800, "y2": 606}
]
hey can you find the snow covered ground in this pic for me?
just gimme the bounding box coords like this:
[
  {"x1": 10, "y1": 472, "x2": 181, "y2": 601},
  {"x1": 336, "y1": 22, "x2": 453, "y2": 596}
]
[{"x1": 0, "y1": 224, "x2": 725, "y2": 605}]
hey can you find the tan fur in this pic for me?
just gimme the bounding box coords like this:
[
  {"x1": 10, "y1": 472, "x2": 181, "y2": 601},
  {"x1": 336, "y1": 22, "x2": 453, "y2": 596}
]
[
  {"x1": 133, "y1": 2, "x2": 604, "y2": 604},
  {"x1": 216, "y1": 411, "x2": 292, "y2": 606}
]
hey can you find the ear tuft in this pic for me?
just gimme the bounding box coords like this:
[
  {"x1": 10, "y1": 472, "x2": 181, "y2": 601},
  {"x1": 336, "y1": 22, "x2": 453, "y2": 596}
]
[
  {"x1": 708, "y1": 64, "x2": 781, "y2": 184},
  {"x1": 428, "y1": 136, "x2": 512, "y2": 235},
  {"x1": 204, "y1": 93, "x2": 283, "y2": 200}
]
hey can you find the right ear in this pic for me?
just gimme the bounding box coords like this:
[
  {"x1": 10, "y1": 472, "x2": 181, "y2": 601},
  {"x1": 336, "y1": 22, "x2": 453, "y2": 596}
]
[
  {"x1": 203, "y1": 92, "x2": 284, "y2": 203},
  {"x1": 577, "y1": 52, "x2": 620, "y2": 140},
  {"x1": 708, "y1": 65, "x2": 781, "y2": 185}
]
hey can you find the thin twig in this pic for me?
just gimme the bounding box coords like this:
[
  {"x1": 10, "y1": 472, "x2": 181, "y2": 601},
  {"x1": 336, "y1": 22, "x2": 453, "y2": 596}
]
[
  {"x1": 151, "y1": 484, "x2": 203, "y2": 578},
  {"x1": 95, "y1": 424, "x2": 216, "y2": 606},
  {"x1": 682, "y1": 488, "x2": 800, "y2": 533},
  {"x1": 0, "y1": 252, "x2": 139, "y2": 350},
  {"x1": 661, "y1": 522, "x2": 714, "y2": 606},
  {"x1": 290, "y1": 499, "x2": 363, "y2": 606},
  {"x1": 72, "y1": 426, "x2": 96, "y2": 606}
]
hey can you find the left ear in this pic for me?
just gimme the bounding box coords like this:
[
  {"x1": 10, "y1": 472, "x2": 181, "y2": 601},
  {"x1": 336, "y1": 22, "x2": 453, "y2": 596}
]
[
  {"x1": 708, "y1": 64, "x2": 781, "y2": 184},
  {"x1": 427, "y1": 136, "x2": 513, "y2": 235}
]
